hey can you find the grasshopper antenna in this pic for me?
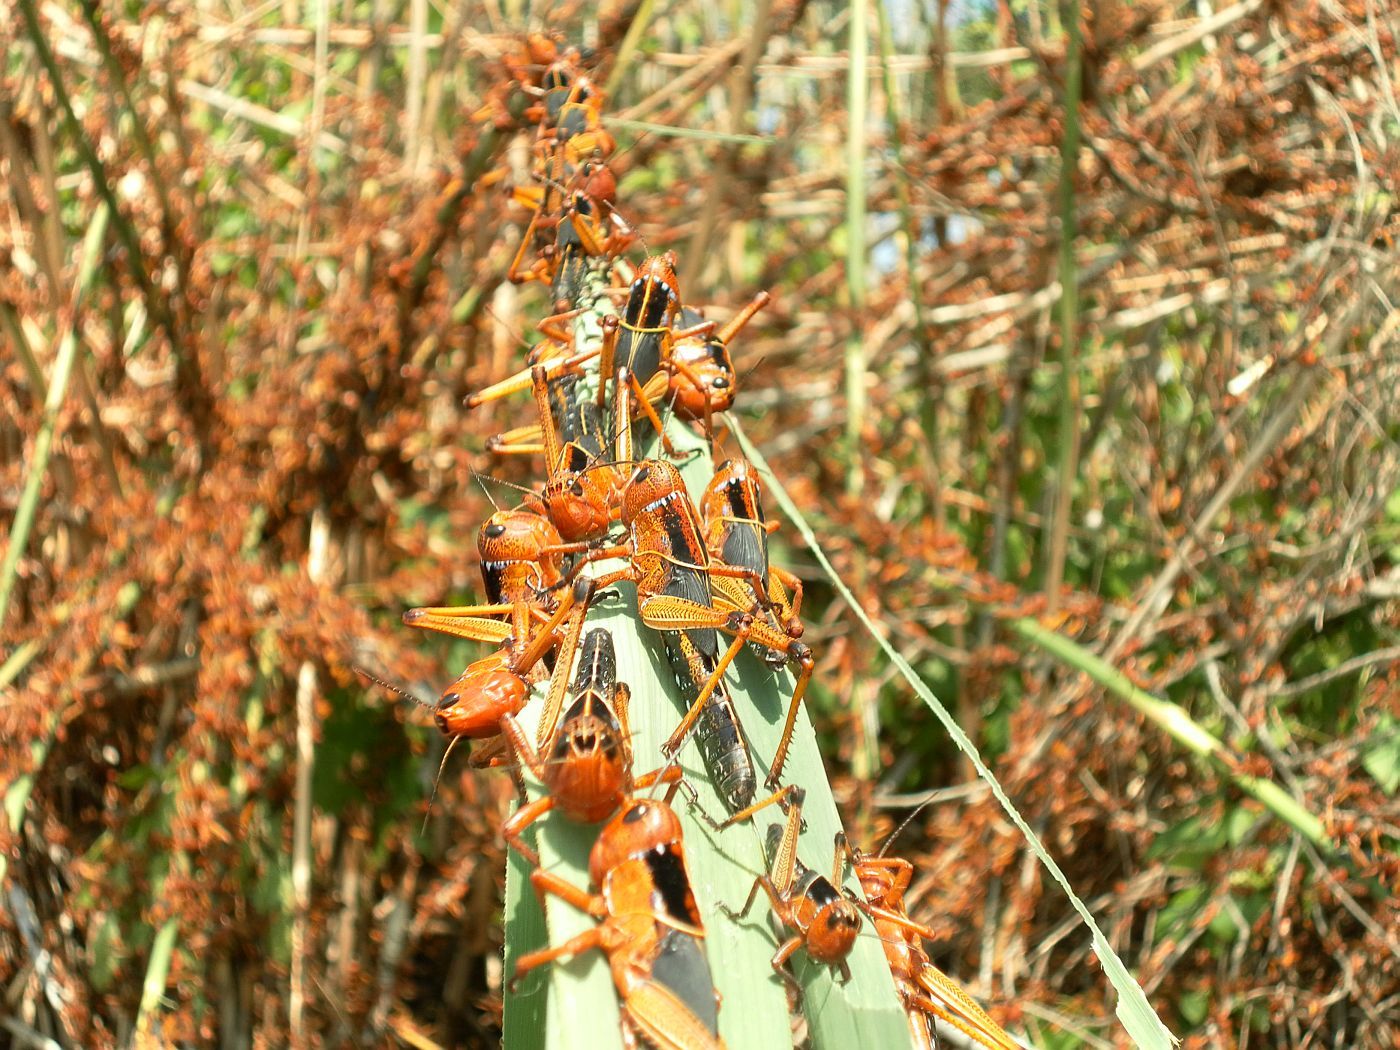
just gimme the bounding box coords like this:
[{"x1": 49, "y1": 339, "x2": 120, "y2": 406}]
[
  {"x1": 482, "y1": 302, "x2": 534, "y2": 353},
  {"x1": 472, "y1": 469, "x2": 503, "y2": 512},
  {"x1": 710, "y1": 418, "x2": 732, "y2": 459},
  {"x1": 877, "y1": 796, "x2": 940, "y2": 859},
  {"x1": 422, "y1": 735, "x2": 466, "y2": 835},
  {"x1": 470, "y1": 469, "x2": 538, "y2": 504},
  {"x1": 650, "y1": 748, "x2": 687, "y2": 802},
  {"x1": 355, "y1": 666, "x2": 437, "y2": 713},
  {"x1": 599, "y1": 193, "x2": 648, "y2": 258},
  {"x1": 629, "y1": 211, "x2": 650, "y2": 257},
  {"x1": 356, "y1": 667, "x2": 461, "y2": 832}
]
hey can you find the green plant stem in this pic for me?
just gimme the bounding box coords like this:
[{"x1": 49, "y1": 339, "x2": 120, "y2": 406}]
[
  {"x1": 134, "y1": 918, "x2": 180, "y2": 1039},
  {"x1": 17, "y1": 0, "x2": 174, "y2": 342},
  {"x1": 2, "y1": 733, "x2": 53, "y2": 885},
  {"x1": 844, "y1": 0, "x2": 869, "y2": 496},
  {"x1": 873, "y1": 0, "x2": 941, "y2": 520},
  {"x1": 1043, "y1": 2, "x2": 1083, "y2": 613},
  {"x1": 727, "y1": 416, "x2": 1177, "y2": 1050},
  {"x1": 604, "y1": 0, "x2": 658, "y2": 97},
  {"x1": 0, "y1": 204, "x2": 110, "y2": 629},
  {"x1": 0, "y1": 639, "x2": 43, "y2": 690},
  {"x1": 2, "y1": 290, "x2": 48, "y2": 399},
  {"x1": 79, "y1": 2, "x2": 179, "y2": 246},
  {"x1": 1010, "y1": 617, "x2": 1333, "y2": 851}
]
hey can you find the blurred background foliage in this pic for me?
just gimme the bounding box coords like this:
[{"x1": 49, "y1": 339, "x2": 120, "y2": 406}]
[{"x1": 2, "y1": 0, "x2": 1398, "y2": 1047}]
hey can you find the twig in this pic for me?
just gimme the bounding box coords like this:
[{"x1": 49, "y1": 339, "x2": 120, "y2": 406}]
[
  {"x1": 871, "y1": 781, "x2": 989, "y2": 808},
  {"x1": 112, "y1": 656, "x2": 201, "y2": 695},
  {"x1": 645, "y1": 47, "x2": 1033, "y2": 75},
  {"x1": 0, "y1": 98, "x2": 65, "y2": 291},
  {"x1": 1269, "y1": 645, "x2": 1400, "y2": 699},
  {"x1": 0, "y1": 1016, "x2": 63, "y2": 1050},
  {"x1": 614, "y1": 39, "x2": 745, "y2": 123},
  {"x1": 290, "y1": 504, "x2": 330, "y2": 1046},
  {"x1": 178, "y1": 79, "x2": 352, "y2": 155},
  {"x1": 405, "y1": 0, "x2": 429, "y2": 174},
  {"x1": 1131, "y1": 0, "x2": 1265, "y2": 72},
  {"x1": 0, "y1": 301, "x2": 47, "y2": 397},
  {"x1": 608, "y1": 118, "x2": 770, "y2": 145}
]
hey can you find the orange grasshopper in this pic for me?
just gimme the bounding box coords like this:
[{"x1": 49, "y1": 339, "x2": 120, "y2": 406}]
[
  {"x1": 485, "y1": 370, "x2": 608, "y2": 462},
  {"x1": 666, "y1": 294, "x2": 769, "y2": 441},
  {"x1": 709, "y1": 786, "x2": 863, "y2": 997},
  {"x1": 507, "y1": 188, "x2": 634, "y2": 314},
  {"x1": 482, "y1": 340, "x2": 695, "y2": 547},
  {"x1": 497, "y1": 613, "x2": 683, "y2": 865},
  {"x1": 402, "y1": 506, "x2": 586, "y2": 653},
  {"x1": 468, "y1": 253, "x2": 720, "y2": 445},
  {"x1": 512, "y1": 797, "x2": 726, "y2": 1050},
  {"x1": 694, "y1": 457, "x2": 814, "y2": 785},
  {"x1": 485, "y1": 364, "x2": 633, "y2": 543},
  {"x1": 393, "y1": 577, "x2": 592, "y2": 768},
  {"x1": 854, "y1": 851, "x2": 1024, "y2": 1050},
  {"x1": 510, "y1": 154, "x2": 618, "y2": 226},
  {"x1": 530, "y1": 65, "x2": 614, "y2": 174},
  {"x1": 561, "y1": 459, "x2": 817, "y2": 805},
  {"x1": 699, "y1": 457, "x2": 805, "y2": 647}
]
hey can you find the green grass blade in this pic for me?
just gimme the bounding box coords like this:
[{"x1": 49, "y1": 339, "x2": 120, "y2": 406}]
[
  {"x1": 0, "y1": 639, "x2": 43, "y2": 691},
  {"x1": 503, "y1": 828, "x2": 569, "y2": 1048},
  {"x1": 0, "y1": 203, "x2": 110, "y2": 628},
  {"x1": 4, "y1": 737, "x2": 54, "y2": 884},
  {"x1": 135, "y1": 917, "x2": 180, "y2": 1037},
  {"x1": 608, "y1": 118, "x2": 771, "y2": 146},
  {"x1": 727, "y1": 417, "x2": 1178, "y2": 1050},
  {"x1": 604, "y1": 0, "x2": 658, "y2": 98},
  {"x1": 1010, "y1": 617, "x2": 1332, "y2": 851}
]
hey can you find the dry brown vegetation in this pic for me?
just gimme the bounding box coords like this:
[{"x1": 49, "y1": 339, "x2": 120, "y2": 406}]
[{"x1": 2, "y1": 1, "x2": 1399, "y2": 1047}]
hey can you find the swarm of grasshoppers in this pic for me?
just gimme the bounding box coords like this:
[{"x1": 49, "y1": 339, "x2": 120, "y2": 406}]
[{"x1": 387, "y1": 34, "x2": 1025, "y2": 1050}]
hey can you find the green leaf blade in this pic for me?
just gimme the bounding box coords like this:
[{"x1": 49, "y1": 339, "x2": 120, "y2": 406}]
[{"x1": 502, "y1": 406, "x2": 912, "y2": 1049}]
